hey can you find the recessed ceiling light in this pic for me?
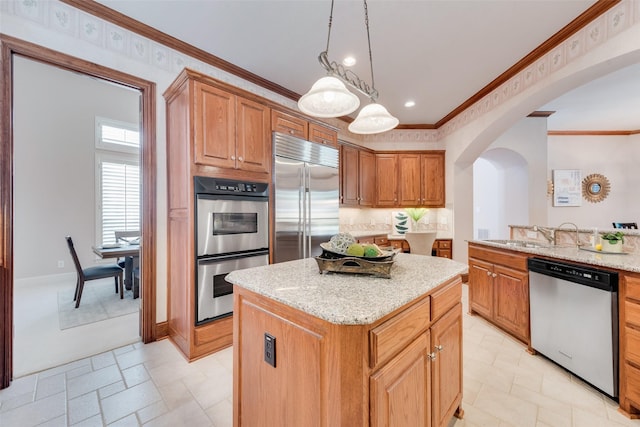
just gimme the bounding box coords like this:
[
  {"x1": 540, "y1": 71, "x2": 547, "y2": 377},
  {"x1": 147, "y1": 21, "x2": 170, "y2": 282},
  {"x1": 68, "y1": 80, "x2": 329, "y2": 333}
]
[
  {"x1": 342, "y1": 56, "x2": 356, "y2": 67},
  {"x1": 404, "y1": 100, "x2": 416, "y2": 108}
]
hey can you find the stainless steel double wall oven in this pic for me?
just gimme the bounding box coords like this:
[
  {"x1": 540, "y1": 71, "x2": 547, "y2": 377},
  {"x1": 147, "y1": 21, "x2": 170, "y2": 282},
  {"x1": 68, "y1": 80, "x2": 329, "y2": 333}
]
[{"x1": 194, "y1": 176, "x2": 269, "y2": 324}]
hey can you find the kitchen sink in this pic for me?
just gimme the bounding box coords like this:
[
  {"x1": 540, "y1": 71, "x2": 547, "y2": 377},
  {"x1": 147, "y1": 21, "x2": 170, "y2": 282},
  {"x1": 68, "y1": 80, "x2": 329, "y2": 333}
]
[{"x1": 483, "y1": 239, "x2": 550, "y2": 249}]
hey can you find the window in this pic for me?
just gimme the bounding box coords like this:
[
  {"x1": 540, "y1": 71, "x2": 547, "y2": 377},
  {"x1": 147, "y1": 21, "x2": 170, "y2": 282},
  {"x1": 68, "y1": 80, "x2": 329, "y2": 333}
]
[{"x1": 96, "y1": 117, "x2": 140, "y2": 245}]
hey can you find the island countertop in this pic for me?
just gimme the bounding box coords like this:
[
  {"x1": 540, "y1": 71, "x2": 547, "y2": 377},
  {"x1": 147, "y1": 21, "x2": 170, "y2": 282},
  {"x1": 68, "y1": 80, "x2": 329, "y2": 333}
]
[{"x1": 226, "y1": 253, "x2": 468, "y2": 325}]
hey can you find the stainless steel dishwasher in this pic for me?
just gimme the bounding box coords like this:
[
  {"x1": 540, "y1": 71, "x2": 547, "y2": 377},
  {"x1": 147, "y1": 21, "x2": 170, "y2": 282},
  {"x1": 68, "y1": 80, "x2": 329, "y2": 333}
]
[{"x1": 528, "y1": 257, "x2": 618, "y2": 398}]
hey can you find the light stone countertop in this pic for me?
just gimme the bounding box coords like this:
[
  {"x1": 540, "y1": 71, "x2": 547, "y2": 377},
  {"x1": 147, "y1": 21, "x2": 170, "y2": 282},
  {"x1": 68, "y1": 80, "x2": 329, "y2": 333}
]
[
  {"x1": 226, "y1": 253, "x2": 468, "y2": 325},
  {"x1": 470, "y1": 240, "x2": 640, "y2": 273}
]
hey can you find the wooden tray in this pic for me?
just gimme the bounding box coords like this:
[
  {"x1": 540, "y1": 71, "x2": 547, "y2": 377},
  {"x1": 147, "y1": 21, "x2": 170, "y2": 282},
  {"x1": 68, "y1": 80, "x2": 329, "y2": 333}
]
[{"x1": 314, "y1": 255, "x2": 394, "y2": 279}]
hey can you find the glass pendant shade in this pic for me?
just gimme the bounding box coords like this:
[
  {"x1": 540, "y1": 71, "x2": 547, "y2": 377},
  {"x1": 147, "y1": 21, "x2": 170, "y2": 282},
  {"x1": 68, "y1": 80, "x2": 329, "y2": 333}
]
[
  {"x1": 348, "y1": 103, "x2": 399, "y2": 134},
  {"x1": 298, "y1": 76, "x2": 360, "y2": 118}
]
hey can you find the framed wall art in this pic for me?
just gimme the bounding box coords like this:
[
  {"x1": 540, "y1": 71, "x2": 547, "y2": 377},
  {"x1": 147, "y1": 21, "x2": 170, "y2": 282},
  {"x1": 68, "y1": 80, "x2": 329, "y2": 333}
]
[{"x1": 553, "y1": 169, "x2": 582, "y2": 207}]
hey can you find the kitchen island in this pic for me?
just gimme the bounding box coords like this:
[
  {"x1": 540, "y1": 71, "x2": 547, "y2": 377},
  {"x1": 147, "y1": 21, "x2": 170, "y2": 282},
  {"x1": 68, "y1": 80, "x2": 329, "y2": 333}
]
[{"x1": 227, "y1": 253, "x2": 468, "y2": 427}]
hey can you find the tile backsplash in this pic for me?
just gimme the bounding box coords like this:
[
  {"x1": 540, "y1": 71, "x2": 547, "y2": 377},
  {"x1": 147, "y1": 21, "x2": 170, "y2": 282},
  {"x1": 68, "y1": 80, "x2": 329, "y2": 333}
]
[{"x1": 339, "y1": 207, "x2": 453, "y2": 237}]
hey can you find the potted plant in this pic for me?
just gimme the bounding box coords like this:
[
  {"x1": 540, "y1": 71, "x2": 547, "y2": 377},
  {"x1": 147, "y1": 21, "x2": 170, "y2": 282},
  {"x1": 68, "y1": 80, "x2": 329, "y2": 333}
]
[
  {"x1": 405, "y1": 208, "x2": 428, "y2": 231},
  {"x1": 600, "y1": 231, "x2": 624, "y2": 252}
]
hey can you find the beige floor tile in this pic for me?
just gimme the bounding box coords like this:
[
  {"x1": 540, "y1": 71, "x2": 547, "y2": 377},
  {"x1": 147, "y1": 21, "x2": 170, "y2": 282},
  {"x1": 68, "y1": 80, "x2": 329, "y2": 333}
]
[
  {"x1": 67, "y1": 364, "x2": 123, "y2": 399},
  {"x1": 101, "y1": 380, "x2": 162, "y2": 424},
  {"x1": 107, "y1": 413, "x2": 140, "y2": 426},
  {"x1": 205, "y1": 398, "x2": 232, "y2": 427},
  {"x1": 157, "y1": 380, "x2": 196, "y2": 411},
  {"x1": 142, "y1": 400, "x2": 212, "y2": 427},
  {"x1": 0, "y1": 391, "x2": 66, "y2": 427},
  {"x1": 68, "y1": 391, "x2": 100, "y2": 425},
  {"x1": 35, "y1": 373, "x2": 65, "y2": 401},
  {"x1": 136, "y1": 400, "x2": 169, "y2": 424},
  {"x1": 122, "y1": 364, "x2": 151, "y2": 388},
  {"x1": 473, "y1": 384, "x2": 538, "y2": 427}
]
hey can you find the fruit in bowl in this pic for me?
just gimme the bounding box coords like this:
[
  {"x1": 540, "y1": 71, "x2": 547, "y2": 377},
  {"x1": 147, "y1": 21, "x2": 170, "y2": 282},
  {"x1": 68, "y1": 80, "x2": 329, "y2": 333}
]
[{"x1": 329, "y1": 232, "x2": 356, "y2": 254}]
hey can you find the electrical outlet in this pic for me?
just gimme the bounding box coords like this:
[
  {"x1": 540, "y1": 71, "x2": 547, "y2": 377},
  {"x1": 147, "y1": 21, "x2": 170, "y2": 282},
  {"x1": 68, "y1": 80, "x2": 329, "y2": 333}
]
[
  {"x1": 57, "y1": 260, "x2": 64, "y2": 268},
  {"x1": 264, "y1": 333, "x2": 276, "y2": 367}
]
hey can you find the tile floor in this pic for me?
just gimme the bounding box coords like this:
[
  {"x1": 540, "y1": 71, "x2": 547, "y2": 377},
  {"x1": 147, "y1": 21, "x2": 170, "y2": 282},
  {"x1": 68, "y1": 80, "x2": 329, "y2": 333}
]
[{"x1": 2, "y1": 284, "x2": 640, "y2": 426}]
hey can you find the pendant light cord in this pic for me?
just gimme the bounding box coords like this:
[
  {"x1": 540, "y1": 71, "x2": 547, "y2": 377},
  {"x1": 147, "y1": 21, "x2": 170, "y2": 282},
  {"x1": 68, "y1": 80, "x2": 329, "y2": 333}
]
[
  {"x1": 325, "y1": 0, "x2": 335, "y2": 54},
  {"x1": 363, "y1": 0, "x2": 375, "y2": 101}
]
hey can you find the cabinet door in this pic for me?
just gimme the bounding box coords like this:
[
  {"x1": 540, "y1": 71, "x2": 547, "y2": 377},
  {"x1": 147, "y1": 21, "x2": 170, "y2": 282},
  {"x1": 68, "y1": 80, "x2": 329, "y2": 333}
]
[
  {"x1": 271, "y1": 110, "x2": 307, "y2": 139},
  {"x1": 493, "y1": 264, "x2": 529, "y2": 342},
  {"x1": 398, "y1": 153, "x2": 422, "y2": 206},
  {"x1": 468, "y1": 258, "x2": 494, "y2": 318},
  {"x1": 358, "y1": 150, "x2": 376, "y2": 207},
  {"x1": 193, "y1": 81, "x2": 236, "y2": 168},
  {"x1": 340, "y1": 144, "x2": 359, "y2": 206},
  {"x1": 431, "y1": 304, "x2": 463, "y2": 427},
  {"x1": 421, "y1": 153, "x2": 445, "y2": 207},
  {"x1": 236, "y1": 97, "x2": 271, "y2": 174},
  {"x1": 375, "y1": 154, "x2": 398, "y2": 207},
  {"x1": 309, "y1": 123, "x2": 337, "y2": 148},
  {"x1": 370, "y1": 332, "x2": 431, "y2": 427}
]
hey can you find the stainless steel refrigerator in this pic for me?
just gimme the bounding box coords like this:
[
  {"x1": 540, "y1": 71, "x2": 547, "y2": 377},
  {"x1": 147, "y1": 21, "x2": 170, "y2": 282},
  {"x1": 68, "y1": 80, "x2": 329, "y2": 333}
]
[{"x1": 273, "y1": 132, "x2": 339, "y2": 263}]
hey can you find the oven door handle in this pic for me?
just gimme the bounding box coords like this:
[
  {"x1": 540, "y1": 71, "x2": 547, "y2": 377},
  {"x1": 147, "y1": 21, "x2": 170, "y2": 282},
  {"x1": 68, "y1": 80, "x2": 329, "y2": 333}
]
[{"x1": 197, "y1": 249, "x2": 269, "y2": 263}]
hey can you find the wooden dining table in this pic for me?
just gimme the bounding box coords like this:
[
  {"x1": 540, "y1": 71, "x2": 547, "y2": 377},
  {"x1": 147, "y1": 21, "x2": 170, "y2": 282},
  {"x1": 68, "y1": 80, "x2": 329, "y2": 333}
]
[{"x1": 92, "y1": 244, "x2": 140, "y2": 290}]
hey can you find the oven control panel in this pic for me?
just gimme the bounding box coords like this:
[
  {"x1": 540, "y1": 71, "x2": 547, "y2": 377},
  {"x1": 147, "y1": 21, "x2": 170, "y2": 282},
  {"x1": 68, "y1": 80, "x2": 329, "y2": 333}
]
[{"x1": 194, "y1": 176, "x2": 269, "y2": 197}]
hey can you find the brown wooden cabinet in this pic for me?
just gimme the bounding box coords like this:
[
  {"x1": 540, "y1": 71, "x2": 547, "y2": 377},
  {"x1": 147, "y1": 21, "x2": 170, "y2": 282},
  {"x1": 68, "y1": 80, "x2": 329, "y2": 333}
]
[
  {"x1": 272, "y1": 109, "x2": 337, "y2": 148},
  {"x1": 374, "y1": 151, "x2": 445, "y2": 208},
  {"x1": 340, "y1": 143, "x2": 374, "y2": 207},
  {"x1": 619, "y1": 272, "x2": 640, "y2": 418},
  {"x1": 234, "y1": 277, "x2": 464, "y2": 426},
  {"x1": 434, "y1": 239, "x2": 452, "y2": 258},
  {"x1": 193, "y1": 81, "x2": 271, "y2": 174},
  {"x1": 164, "y1": 69, "x2": 273, "y2": 361},
  {"x1": 467, "y1": 243, "x2": 530, "y2": 344}
]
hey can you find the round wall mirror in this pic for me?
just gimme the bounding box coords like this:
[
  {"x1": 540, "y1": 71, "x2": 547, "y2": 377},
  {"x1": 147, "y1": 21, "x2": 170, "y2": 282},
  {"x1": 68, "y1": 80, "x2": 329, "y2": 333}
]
[{"x1": 582, "y1": 173, "x2": 610, "y2": 203}]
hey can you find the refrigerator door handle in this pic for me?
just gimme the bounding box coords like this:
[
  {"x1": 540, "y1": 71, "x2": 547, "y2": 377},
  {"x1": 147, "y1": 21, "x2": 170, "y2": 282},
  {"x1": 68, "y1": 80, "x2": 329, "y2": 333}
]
[
  {"x1": 299, "y1": 166, "x2": 305, "y2": 259},
  {"x1": 306, "y1": 165, "x2": 312, "y2": 259}
]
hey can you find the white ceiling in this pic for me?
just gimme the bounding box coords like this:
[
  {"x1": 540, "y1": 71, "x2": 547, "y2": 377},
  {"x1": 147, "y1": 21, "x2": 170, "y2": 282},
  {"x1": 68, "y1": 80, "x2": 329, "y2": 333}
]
[{"x1": 96, "y1": 0, "x2": 640, "y2": 131}]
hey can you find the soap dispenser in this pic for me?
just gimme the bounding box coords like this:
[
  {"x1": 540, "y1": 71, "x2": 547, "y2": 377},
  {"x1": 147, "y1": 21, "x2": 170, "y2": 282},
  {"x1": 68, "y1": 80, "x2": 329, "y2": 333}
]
[{"x1": 591, "y1": 228, "x2": 599, "y2": 247}]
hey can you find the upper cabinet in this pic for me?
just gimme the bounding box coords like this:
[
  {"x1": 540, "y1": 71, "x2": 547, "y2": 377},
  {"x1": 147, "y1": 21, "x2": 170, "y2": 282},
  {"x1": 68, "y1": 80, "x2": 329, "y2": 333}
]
[
  {"x1": 372, "y1": 151, "x2": 445, "y2": 208},
  {"x1": 340, "y1": 143, "x2": 375, "y2": 207},
  {"x1": 193, "y1": 80, "x2": 271, "y2": 174},
  {"x1": 272, "y1": 110, "x2": 338, "y2": 148}
]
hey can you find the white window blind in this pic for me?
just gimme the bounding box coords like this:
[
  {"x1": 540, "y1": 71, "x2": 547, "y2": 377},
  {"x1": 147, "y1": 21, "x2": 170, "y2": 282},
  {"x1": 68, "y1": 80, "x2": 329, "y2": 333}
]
[
  {"x1": 101, "y1": 161, "x2": 140, "y2": 245},
  {"x1": 95, "y1": 117, "x2": 140, "y2": 246}
]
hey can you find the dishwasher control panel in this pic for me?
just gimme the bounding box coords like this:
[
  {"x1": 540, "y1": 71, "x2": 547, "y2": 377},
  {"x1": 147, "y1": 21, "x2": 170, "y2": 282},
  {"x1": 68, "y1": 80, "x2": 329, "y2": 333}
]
[{"x1": 528, "y1": 257, "x2": 618, "y2": 292}]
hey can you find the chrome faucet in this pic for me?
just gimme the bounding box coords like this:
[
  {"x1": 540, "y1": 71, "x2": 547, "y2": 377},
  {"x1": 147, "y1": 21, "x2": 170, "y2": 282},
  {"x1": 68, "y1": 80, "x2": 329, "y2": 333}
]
[
  {"x1": 556, "y1": 222, "x2": 582, "y2": 247},
  {"x1": 533, "y1": 225, "x2": 555, "y2": 244}
]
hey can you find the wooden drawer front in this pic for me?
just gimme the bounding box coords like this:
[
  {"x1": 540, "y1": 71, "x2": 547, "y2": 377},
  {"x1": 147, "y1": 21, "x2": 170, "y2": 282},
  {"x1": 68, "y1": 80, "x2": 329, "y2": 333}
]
[
  {"x1": 625, "y1": 362, "x2": 640, "y2": 406},
  {"x1": 626, "y1": 275, "x2": 640, "y2": 302},
  {"x1": 626, "y1": 327, "x2": 640, "y2": 367},
  {"x1": 390, "y1": 240, "x2": 404, "y2": 250},
  {"x1": 626, "y1": 301, "x2": 640, "y2": 328},
  {"x1": 431, "y1": 281, "x2": 462, "y2": 322},
  {"x1": 272, "y1": 110, "x2": 307, "y2": 138},
  {"x1": 375, "y1": 236, "x2": 389, "y2": 246},
  {"x1": 358, "y1": 237, "x2": 374, "y2": 244},
  {"x1": 370, "y1": 297, "x2": 431, "y2": 368},
  {"x1": 309, "y1": 123, "x2": 338, "y2": 148},
  {"x1": 468, "y1": 244, "x2": 528, "y2": 271},
  {"x1": 437, "y1": 239, "x2": 451, "y2": 249}
]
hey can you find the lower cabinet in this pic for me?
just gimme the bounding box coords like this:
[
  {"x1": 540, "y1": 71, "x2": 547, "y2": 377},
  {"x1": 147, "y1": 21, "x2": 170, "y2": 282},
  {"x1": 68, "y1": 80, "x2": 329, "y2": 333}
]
[
  {"x1": 619, "y1": 272, "x2": 640, "y2": 418},
  {"x1": 234, "y1": 278, "x2": 463, "y2": 426},
  {"x1": 467, "y1": 243, "x2": 530, "y2": 344}
]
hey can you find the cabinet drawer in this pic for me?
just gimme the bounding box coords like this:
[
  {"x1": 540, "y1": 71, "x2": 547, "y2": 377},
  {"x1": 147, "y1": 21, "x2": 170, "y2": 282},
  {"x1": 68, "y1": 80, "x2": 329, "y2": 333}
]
[
  {"x1": 370, "y1": 297, "x2": 431, "y2": 368},
  {"x1": 389, "y1": 240, "x2": 404, "y2": 250},
  {"x1": 431, "y1": 280, "x2": 462, "y2": 322},
  {"x1": 271, "y1": 110, "x2": 307, "y2": 139},
  {"x1": 374, "y1": 236, "x2": 389, "y2": 246},
  {"x1": 627, "y1": 275, "x2": 640, "y2": 302},
  {"x1": 625, "y1": 362, "x2": 640, "y2": 406},
  {"x1": 437, "y1": 239, "x2": 451, "y2": 249},
  {"x1": 626, "y1": 326, "x2": 640, "y2": 367},
  {"x1": 626, "y1": 301, "x2": 640, "y2": 328},
  {"x1": 358, "y1": 237, "x2": 374, "y2": 244}
]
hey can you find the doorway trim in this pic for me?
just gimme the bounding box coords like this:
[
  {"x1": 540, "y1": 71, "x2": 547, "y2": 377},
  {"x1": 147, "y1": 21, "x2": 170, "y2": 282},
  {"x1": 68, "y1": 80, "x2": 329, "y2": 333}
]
[{"x1": 0, "y1": 34, "x2": 157, "y2": 389}]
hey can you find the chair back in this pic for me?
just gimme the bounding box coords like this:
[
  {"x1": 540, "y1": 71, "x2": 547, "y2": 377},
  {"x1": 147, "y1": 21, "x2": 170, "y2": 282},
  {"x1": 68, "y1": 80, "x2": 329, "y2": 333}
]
[
  {"x1": 65, "y1": 236, "x2": 84, "y2": 277},
  {"x1": 405, "y1": 231, "x2": 438, "y2": 256},
  {"x1": 613, "y1": 222, "x2": 638, "y2": 229},
  {"x1": 114, "y1": 230, "x2": 140, "y2": 244}
]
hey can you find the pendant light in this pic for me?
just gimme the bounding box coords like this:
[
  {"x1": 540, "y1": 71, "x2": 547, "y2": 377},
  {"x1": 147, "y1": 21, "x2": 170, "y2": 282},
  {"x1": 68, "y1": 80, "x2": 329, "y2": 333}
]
[{"x1": 298, "y1": 0, "x2": 398, "y2": 134}]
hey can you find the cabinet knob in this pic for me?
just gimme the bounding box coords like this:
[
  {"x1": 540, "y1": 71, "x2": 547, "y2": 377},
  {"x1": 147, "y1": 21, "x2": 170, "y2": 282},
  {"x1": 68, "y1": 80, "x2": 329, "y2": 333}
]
[
  {"x1": 434, "y1": 344, "x2": 444, "y2": 352},
  {"x1": 231, "y1": 155, "x2": 236, "y2": 160},
  {"x1": 428, "y1": 352, "x2": 437, "y2": 361},
  {"x1": 238, "y1": 156, "x2": 244, "y2": 162},
  {"x1": 486, "y1": 271, "x2": 491, "y2": 276},
  {"x1": 289, "y1": 129, "x2": 295, "y2": 135},
  {"x1": 492, "y1": 273, "x2": 497, "y2": 278}
]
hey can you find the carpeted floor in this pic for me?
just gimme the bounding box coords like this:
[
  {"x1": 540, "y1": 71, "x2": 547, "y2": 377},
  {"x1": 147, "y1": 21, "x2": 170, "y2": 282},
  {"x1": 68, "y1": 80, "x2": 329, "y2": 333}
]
[{"x1": 57, "y1": 279, "x2": 139, "y2": 330}]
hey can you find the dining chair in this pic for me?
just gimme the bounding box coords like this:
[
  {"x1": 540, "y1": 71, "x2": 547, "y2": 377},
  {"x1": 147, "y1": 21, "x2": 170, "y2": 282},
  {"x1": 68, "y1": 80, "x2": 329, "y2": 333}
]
[
  {"x1": 114, "y1": 230, "x2": 140, "y2": 288},
  {"x1": 613, "y1": 222, "x2": 638, "y2": 229},
  {"x1": 404, "y1": 231, "x2": 438, "y2": 256},
  {"x1": 66, "y1": 236, "x2": 123, "y2": 308}
]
